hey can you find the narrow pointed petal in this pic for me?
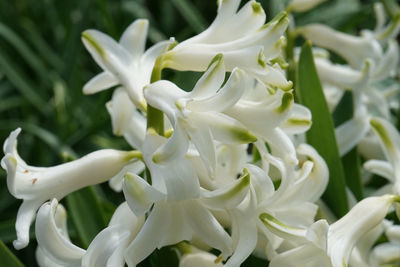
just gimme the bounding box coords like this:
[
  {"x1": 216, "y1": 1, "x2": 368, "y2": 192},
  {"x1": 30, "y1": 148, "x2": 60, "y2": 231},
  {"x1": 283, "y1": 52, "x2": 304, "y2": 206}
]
[
  {"x1": 152, "y1": 121, "x2": 189, "y2": 164},
  {"x1": 83, "y1": 72, "x2": 118, "y2": 95},
  {"x1": 189, "y1": 54, "x2": 226, "y2": 99},
  {"x1": 300, "y1": 24, "x2": 382, "y2": 69},
  {"x1": 125, "y1": 201, "x2": 192, "y2": 266},
  {"x1": 36, "y1": 199, "x2": 85, "y2": 266},
  {"x1": 106, "y1": 88, "x2": 136, "y2": 136},
  {"x1": 83, "y1": 202, "x2": 144, "y2": 267},
  {"x1": 363, "y1": 160, "x2": 394, "y2": 183},
  {"x1": 81, "y1": 30, "x2": 131, "y2": 73},
  {"x1": 185, "y1": 200, "x2": 233, "y2": 259},
  {"x1": 264, "y1": 128, "x2": 298, "y2": 165},
  {"x1": 119, "y1": 19, "x2": 148, "y2": 60},
  {"x1": 144, "y1": 80, "x2": 186, "y2": 121},
  {"x1": 370, "y1": 117, "x2": 400, "y2": 179},
  {"x1": 122, "y1": 172, "x2": 165, "y2": 217},
  {"x1": 189, "y1": 112, "x2": 257, "y2": 144},
  {"x1": 187, "y1": 68, "x2": 246, "y2": 112},
  {"x1": 109, "y1": 161, "x2": 146, "y2": 192},
  {"x1": 281, "y1": 104, "x2": 312, "y2": 134},
  {"x1": 225, "y1": 92, "x2": 294, "y2": 137},
  {"x1": 183, "y1": 119, "x2": 216, "y2": 178},
  {"x1": 295, "y1": 144, "x2": 329, "y2": 202},
  {"x1": 14, "y1": 199, "x2": 43, "y2": 249},
  {"x1": 201, "y1": 170, "x2": 250, "y2": 210},
  {"x1": 225, "y1": 189, "x2": 257, "y2": 267}
]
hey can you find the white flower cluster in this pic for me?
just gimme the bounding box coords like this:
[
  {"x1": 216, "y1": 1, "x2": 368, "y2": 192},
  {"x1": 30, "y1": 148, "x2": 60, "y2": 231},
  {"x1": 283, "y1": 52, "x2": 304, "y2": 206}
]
[{"x1": 1, "y1": 0, "x2": 400, "y2": 266}]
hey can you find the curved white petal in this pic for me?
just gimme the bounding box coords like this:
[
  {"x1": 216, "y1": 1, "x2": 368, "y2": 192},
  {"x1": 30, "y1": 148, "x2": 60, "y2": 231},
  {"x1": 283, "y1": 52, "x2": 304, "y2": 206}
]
[
  {"x1": 187, "y1": 68, "x2": 245, "y2": 112},
  {"x1": 36, "y1": 199, "x2": 84, "y2": 266},
  {"x1": 189, "y1": 112, "x2": 257, "y2": 145},
  {"x1": 144, "y1": 80, "x2": 186, "y2": 122},
  {"x1": 83, "y1": 72, "x2": 118, "y2": 95},
  {"x1": 1, "y1": 129, "x2": 139, "y2": 248},
  {"x1": 300, "y1": 24, "x2": 382, "y2": 69},
  {"x1": 82, "y1": 202, "x2": 144, "y2": 267},
  {"x1": 109, "y1": 160, "x2": 146, "y2": 192},
  {"x1": 225, "y1": 188, "x2": 257, "y2": 267},
  {"x1": 122, "y1": 172, "x2": 165, "y2": 217},
  {"x1": 201, "y1": 171, "x2": 250, "y2": 210},
  {"x1": 189, "y1": 54, "x2": 226, "y2": 100},
  {"x1": 280, "y1": 104, "x2": 312, "y2": 134},
  {"x1": 119, "y1": 19, "x2": 148, "y2": 60},
  {"x1": 328, "y1": 195, "x2": 400, "y2": 267},
  {"x1": 363, "y1": 159, "x2": 394, "y2": 183}
]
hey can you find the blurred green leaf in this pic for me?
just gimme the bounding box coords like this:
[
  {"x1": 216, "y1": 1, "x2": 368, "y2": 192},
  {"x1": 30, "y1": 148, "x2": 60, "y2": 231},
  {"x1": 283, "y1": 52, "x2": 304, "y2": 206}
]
[
  {"x1": 333, "y1": 91, "x2": 363, "y2": 201},
  {"x1": 66, "y1": 186, "x2": 109, "y2": 249},
  {"x1": 170, "y1": 0, "x2": 207, "y2": 33},
  {"x1": 297, "y1": 41, "x2": 349, "y2": 217},
  {"x1": 0, "y1": 22, "x2": 49, "y2": 83},
  {"x1": 0, "y1": 240, "x2": 25, "y2": 267},
  {"x1": 0, "y1": 50, "x2": 51, "y2": 115}
]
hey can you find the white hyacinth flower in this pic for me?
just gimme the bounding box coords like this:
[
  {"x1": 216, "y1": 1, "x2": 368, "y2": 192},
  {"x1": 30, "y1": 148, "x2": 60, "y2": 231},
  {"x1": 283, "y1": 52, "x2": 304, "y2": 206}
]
[
  {"x1": 364, "y1": 117, "x2": 400, "y2": 195},
  {"x1": 81, "y1": 19, "x2": 174, "y2": 109},
  {"x1": 163, "y1": 0, "x2": 292, "y2": 90},
  {"x1": 35, "y1": 199, "x2": 145, "y2": 267},
  {"x1": 144, "y1": 55, "x2": 257, "y2": 176},
  {"x1": 1, "y1": 128, "x2": 141, "y2": 249},
  {"x1": 268, "y1": 194, "x2": 400, "y2": 267},
  {"x1": 119, "y1": 132, "x2": 255, "y2": 266}
]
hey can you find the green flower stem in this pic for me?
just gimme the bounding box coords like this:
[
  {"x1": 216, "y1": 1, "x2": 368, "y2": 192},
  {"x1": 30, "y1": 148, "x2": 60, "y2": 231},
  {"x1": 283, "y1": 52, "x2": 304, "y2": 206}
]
[
  {"x1": 381, "y1": 0, "x2": 400, "y2": 19},
  {"x1": 147, "y1": 55, "x2": 165, "y2": 136},
  {"x1": 285, "y1": 28, "x2": 297, "y2": 95}
]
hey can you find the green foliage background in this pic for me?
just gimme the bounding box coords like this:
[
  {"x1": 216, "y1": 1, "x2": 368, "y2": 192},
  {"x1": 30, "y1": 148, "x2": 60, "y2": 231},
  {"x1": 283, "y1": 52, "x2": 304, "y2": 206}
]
[{"x1": 0, "y1": 0, "x2": 392, "y2": 266}]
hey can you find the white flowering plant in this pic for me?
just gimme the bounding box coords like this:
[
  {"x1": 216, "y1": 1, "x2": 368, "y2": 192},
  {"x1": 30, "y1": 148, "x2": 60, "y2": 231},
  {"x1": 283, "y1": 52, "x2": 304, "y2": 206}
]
[{"x1": 1, "y1": 0, "x2": 400, "y2": 266}]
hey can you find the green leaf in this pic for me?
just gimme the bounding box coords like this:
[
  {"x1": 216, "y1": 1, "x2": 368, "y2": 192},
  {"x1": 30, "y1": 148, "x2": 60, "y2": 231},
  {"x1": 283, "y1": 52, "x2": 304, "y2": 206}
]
[
  {"x1": 296, "y1": 41, "x2": 348, "y2": 217},
  {"x1": 66, "y1": 186, "x2": 108, "y2": 249},
  {"x1": 0, "y1": 240, "x2": 25, "y2": 267},
  {"x1": 333, "y1": 91, "x2": 363, "y2": 201},
  {"x1": 170, "y1": 0, "x2": 207, "y2": 34}
]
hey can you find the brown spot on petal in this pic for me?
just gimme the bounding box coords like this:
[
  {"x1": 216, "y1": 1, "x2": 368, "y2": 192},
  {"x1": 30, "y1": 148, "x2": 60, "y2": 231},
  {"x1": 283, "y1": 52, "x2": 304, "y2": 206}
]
[
  {"x1": 32, "y1": 178, "x2": 38, "y2": 185},
  {"x1": 24, "y1": 170, "x2": 29, "y2": 173}
]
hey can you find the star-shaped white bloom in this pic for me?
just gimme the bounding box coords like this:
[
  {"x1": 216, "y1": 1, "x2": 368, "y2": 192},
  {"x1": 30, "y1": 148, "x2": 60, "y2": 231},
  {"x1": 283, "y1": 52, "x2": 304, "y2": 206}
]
[
  {"x1": 117, "y1": 132, "x2": 255, "y2": 266},
  {"x1": 81, "y1": 19, "x2": 174, "y2": 110},
  {"x1": 144, "y1": 55, "x2": 257, "y2": 177}
]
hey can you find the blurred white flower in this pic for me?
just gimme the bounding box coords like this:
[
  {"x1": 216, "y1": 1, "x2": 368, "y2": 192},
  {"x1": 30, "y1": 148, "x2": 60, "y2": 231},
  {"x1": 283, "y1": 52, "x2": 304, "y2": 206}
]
[
  {"x1": 364, "y1": 117, "x2": 400, "y2": 195},
  {"x1": 287, "y1": 0, "x2": 326, "y2": 13}
]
